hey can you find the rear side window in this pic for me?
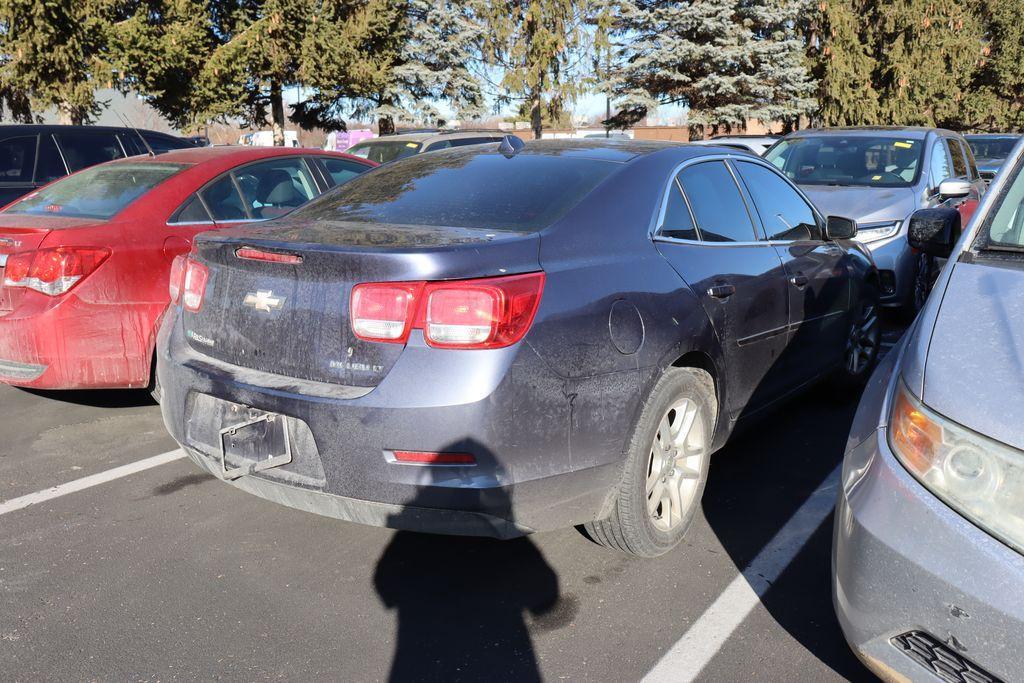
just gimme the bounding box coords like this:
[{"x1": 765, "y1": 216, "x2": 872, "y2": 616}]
[
  {"x1": 200, "y1": 174, "x2": 247, "y2": 221},
  {"x1": 0, "y1": 136, "x2": 36, "y2": 183},
  {"x1": 677, "y1": 161, "x2": 758, "y2": 242},
  {"x1": 170, "y1": 195, "x2": 212, "y2": 223},
  {"x1": 35, "y1": 135, "x2": 67, "y2": 183},
  {"x1": 659, "y1": 179, "x2": 698, "y2": 240},
  {"x1": 5, "y1": 162, "x2": 186, "y2": 219},
  {"x1": 949, "y1": 139, "x2": 968, "y2": 178},
  {"x1": 296, "y1": 150, "x2": 617, "y2": 231},
  {"x1": 56, "y1": 131, "x2": 125, "y2": 172},
  {"x1": 735, "y1": 161, "x2": 821, "y2": 241},
  {"x1": 319, "y1": 157, "x2": 369, "y2": 187},
  {"x1": 233, "y1": 158, "x2": 317, "y2": 219}
]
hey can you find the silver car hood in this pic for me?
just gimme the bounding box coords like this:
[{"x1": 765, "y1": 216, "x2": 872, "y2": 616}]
[
  {"x1": 799, "y1": 185, "x2": 917, "y2": 224},
  {"x1": 922, "y1": 260, "x2": 1024, "y2": 451}
]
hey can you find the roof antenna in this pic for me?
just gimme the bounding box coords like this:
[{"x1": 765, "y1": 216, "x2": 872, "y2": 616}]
[
  {"x1": 498, "y1": 134, "x2": 525, "y2": 159},
  {"x1": 115, "y1": 110, "x2": 156, "y2": 157}
]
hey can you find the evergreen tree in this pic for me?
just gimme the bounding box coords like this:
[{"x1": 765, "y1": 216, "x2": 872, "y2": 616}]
[
  {"x1": 0, "y1": 0, "x2": 118, "y2": 124},
  {"x1": 604, "y1": 0, "x2": 815, "y2": 135},
  {"x1": 963, "y1": 0, "x2": 1024, "y2": 131},
  {"x1": 476, "y1": 0, "x2": 591, "y2": 139},
  {"x1": 813, "y1": 0, "x2": 880, "y2": 126}
]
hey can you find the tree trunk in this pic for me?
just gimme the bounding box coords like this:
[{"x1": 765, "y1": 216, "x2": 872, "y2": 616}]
[
  {"x1": 270, "y1": 81, "x2": 286, "y2": 147},
  {"x1": 530, "y1": 87, "x2": 542, "y2": 140},
  {"x1": 57, "y1": 102, "x2": 82, "y2": 126}
]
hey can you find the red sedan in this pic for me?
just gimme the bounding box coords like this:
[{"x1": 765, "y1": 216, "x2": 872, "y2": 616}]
[{"x1": 0, "y1": 146, "x2": 375, "y2": 391}]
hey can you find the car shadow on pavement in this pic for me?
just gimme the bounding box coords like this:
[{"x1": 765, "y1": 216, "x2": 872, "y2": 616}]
[
  {"x1": 373, "y1": 443, "x2": 569, "y2": 682},
  {"x1": 20, "y1": 387, "x2": 155, "y2": 409},
  {"x1": 697, "y1": 382, "x2": 871, "y2": 680}
]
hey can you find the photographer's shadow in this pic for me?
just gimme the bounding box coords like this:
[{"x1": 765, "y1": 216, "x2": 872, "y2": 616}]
[{"x1": 373, "y1": 445, "x2": 565, "y2": 682}]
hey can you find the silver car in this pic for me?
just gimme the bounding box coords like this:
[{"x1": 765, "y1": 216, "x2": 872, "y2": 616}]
[
  {"x1": 766, "y1": 127, "x2": 986, "y2": 312},
  {"x1": 833, "y1": 137, "x2": 1024, "y2": 681}
]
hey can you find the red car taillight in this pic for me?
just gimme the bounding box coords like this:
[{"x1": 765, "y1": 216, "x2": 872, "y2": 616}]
[
  {"x1": 168, "y1": 254, "x2": 187, "y2": 304},
  {"x1": 181, "y1": 259, "x2": 209, "y2": 312},
  {"x1": 2, "y1": 247, "x2": 110, "y2": 296},
  {"x1": 350, "y1": 272, "x2": 545, "y2": 349}
]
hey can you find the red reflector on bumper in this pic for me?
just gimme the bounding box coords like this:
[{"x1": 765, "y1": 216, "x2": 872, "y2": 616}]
[{"x1": 392, "y1": 450, "x2": 476, "y2": 465}]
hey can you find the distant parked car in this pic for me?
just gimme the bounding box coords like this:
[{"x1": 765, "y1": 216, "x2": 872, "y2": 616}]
[
  {"x1": 833, "y1": 131, "x2": 1024, "y2": 683},
  {"x1": 765, "y1": 127, "x2": 985, "y2": 312},
  {"x1": 345, "y1": 130, "x2": 507, "y2": 164},
  {"x1": 324, "y1": 129, "x2": 375, "y2": 152},
  {"x1": 156, "y1": 139, "x2": 878, "y2": 557},
  {"x1": 692, "y1": 135, "x2": 781, "y2": 156},
  {"x1": 239, "y1": 131, "x2": 300, "y2": 147},
  {"x1": 0, "y1": 125, "x2": 193, "y2": 207},
  {"x1": 965, "y1": 133, "x2": 1022, "y2": 183},
  {"x1": 0, "y1": 146, "x2": 374, "y2": 392}
]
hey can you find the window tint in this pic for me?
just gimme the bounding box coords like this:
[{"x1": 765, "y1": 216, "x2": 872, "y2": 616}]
[
  {"x1": 56, "y1": 131, "x2": 125, "y2": 172},
  {"x1": 424, "y1": 140, "x2": 452, "y2": 152},
  {"x1": 930, "y1": 139, "x2": 954, "y2": 186},
  {"x1": 233, "y1": 158, "x2": 317, "y2": 219},
  {"x1": 6, "y1": 162, "x2": 185, "y2": 219},
  {"x1": 659, "y1": 180, "x2": 698, "y2": 240},
  {"x1": 320, "y1": 157, "x2": 369, "y2": 187},
  {"x1": 949, "y1": 139, "x2": 968, "y2": 178},
  {"x1": 171, "y1": 195, "x2": 211, "y2": 223},
  {"x1": 117, "y1": 133, "x2": 146, "y2": 157},
  {"x1": 297, "y1": 150, "x2": 617, "y2": 232},
  {"x1": 0, "y1": 136, "x2": 37, "y2": 183},
  {"x1": 200, "y1": 174, "x2": 247, "y2": 221},
  {"x1": 736, "y1": 161, "x2": 821, "y2": 241},
  {"x1": 677, "y1": 161, "x2": 757, "y2": 242},
  {"x1": 143, "y1": 133, "x2": 189, "y2": 154},
  {"x1": 34, "y1": 135, "x2": 66, "y2": 183}
]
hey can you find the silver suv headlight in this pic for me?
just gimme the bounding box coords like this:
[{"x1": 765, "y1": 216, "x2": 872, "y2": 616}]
[
  {"x1": 890, "y1": 381, "x2": 1024, "y2": 555},
  {"x1": 855, "y1": 220, "x2": 902, "y2": 244}
]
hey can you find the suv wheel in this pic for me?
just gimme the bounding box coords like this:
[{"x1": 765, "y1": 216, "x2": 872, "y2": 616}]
[{"x1": 585, "y1": 367, "x2": 715, "y2": 557}]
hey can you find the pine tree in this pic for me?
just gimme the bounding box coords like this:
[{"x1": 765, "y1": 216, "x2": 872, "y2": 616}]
[
  {"x1": 0, "y1": 0, "x2": 118, "y2": 124},
  {"x1": 813, "y1": 0, "x2": 880, "y2": 126},
  {"x1": 605, "y1": 0, "x2": 816, "y2": 135},
  {"x1": 476, "y1": 0, "x2": 591, "y2": 139},
  {"x1": 963, "y1": 0, "x2": 1024, "y2": 131}
]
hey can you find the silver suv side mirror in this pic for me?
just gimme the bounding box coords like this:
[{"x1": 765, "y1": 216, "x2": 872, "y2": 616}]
[{"x1": 937, "y1": 178, "x2": 972, "y2": 201}]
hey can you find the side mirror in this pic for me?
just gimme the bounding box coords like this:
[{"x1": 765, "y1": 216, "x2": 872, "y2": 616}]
[
  {"x1": 825, "y1": 215, "x2": 857, "y2": 240},
  {"x1": 937, "y1": 178, "x2": 972, "y2": 200},
  {"x1": 908, "y1": 208, "x2": 961, "y2": 258}
]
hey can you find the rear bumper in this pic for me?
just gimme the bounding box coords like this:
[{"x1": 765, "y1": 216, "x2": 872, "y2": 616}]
[
  {"x1": 0, "y1": 295, "x2": 153, "y2": 389},
  {"x1": 833, "y1": 429, "x2": 1024, "y2": 681},
  {"x1": 157, "y1": 307, "x2": 623, "y2": 537}
]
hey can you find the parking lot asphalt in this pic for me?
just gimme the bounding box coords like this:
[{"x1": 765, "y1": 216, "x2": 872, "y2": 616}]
[{"x1": 0, "y1": 324, "x2": 905, "y2": 682}]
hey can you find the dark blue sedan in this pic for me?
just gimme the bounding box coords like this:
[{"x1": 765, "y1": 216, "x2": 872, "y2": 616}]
[{"x1": 156, "y1": 139, "x2": 878, "y2": 557}]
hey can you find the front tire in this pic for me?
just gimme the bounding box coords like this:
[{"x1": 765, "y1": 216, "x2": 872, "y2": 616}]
[
  {"x1": 585, "y1": 367, "x2": 716, "y2": 558},
  {"x1": 834, "y1": 282, "x2": 880, "y2": 388}
]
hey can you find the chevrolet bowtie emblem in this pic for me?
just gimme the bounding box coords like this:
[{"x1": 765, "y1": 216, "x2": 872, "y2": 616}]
[{"x1": 243, "y1": 290, "x2": 285, "y2": 313}]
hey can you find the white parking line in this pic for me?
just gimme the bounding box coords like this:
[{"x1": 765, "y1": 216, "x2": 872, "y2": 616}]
[
  {"x1": 0, "y1": 449, "x2": 185, "y2": 517},
  {"x1": 644, "y1": 465, "x2": 842, "y2": 682}
]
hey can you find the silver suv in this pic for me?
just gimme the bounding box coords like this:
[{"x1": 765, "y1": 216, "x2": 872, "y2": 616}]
[
  {"x1": 345, "y1": 130, "x2": 506, "y2": 164},
  {"x1": 765, "y1": 127, "x2": 986, "y2": 312}
]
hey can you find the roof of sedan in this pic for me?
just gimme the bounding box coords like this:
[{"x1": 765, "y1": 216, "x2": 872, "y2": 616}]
[
  {"x1": 511, "y1": 138, "x2": 691, "y2": 162},
  {"x1": 128, "y1": 145, "x2": 348, "y2": 165}
]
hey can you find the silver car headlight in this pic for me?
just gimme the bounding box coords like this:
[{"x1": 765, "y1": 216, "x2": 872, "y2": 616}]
[
  {"x1": 855, "y1": 221, "x2": 902, "y2": 244},
  {"x1": 890, "y1": 382, "x2": 1024, "y2": 555}
]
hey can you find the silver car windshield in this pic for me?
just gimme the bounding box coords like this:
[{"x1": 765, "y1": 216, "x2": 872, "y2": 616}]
[{"x1": 765, "y1": 136, "x2": 923, "y2": 188}]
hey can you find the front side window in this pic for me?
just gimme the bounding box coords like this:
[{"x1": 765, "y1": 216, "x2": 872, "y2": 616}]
[
  {"x1": 5, "y1": 162, "x2": 186, "y2": 219},
  {"x1": 735, "y1": 161, "x2": 821, "y2": 241},
  {"x1": 56, "y1": 131, "x2": 125, "y2": 172},
  {"x1": 677, "y1": 161, "x2": 758, "y2": 242},
  {"x1": 766, "y1": 135, "x2": 923, "y2": 188},
  {"x1": 232, "y1": 158, "x2": 317, "y2": 219},
  {"x1": 0, "y1": 136, "x2": 37, "y2": 183}
]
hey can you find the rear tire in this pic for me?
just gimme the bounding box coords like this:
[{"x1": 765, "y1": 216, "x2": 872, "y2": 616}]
[{"x1": 585, "y1": 367, "x2": 716, "y2": 558}]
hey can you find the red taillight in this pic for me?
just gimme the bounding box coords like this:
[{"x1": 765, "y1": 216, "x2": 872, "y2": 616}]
[
  {"x1": 393, "y1": 450, "x2": 477, "y2": 465},
  {"x1": 2, "y1": 247, "x2": 110, "y2": 296},
  {"x1": 235, "y1": 247, "x2": 303, "y2": 265},
  {"x1": 182, "y1": 259, "x2": 209, "y2": 312},
  {"x1": 350, "y1": 282, "x2": 423, "y2": 343},
  {"x1": 169, "y1": 254, "x2": 187, "y2": 304},
  {"x1": 349, "y1": 272, "x2": 545, "y2": 349}
]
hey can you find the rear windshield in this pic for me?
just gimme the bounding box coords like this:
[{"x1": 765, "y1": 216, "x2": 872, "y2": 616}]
[
  {"x1": 765, "y1": 135, "x2": 924, "y2": 188},
  {"x1": 294, "y1": 149, "x2": 618, "y2": 231},
  {"x1": 5, "y1": 162, "x2": 187, "y2": 219},
  {"x1": 967, "y1": 136, "x2": 1021, "y2": 161},
  {"x1": 347, "y1": 140, "x2": 423, "y2": 164}
]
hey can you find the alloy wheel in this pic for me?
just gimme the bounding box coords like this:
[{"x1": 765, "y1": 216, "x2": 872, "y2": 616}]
[
  {"x1": 846, "y1": 301, "x2": 880, "y2": 376},
  {"x1": 645, "y1": 399, "x2": 706, "y2": 532}
]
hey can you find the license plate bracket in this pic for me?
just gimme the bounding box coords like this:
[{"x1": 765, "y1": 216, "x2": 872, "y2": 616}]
[{"x1": 218, "y1": 411, "x2": 292, "y2": 480}]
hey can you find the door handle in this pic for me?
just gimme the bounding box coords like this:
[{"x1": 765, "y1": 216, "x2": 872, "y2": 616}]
[
  {"x1": 789, "y1": 274, "x2": 809, "y2": 288},
  {"x1": 707, "y1": 284, "x2": 736, "y2": 299}
]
